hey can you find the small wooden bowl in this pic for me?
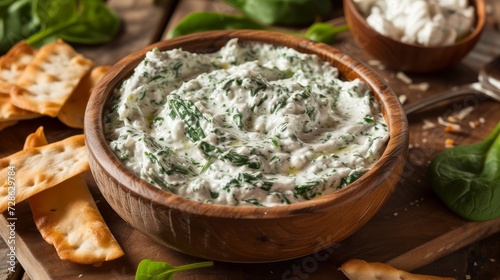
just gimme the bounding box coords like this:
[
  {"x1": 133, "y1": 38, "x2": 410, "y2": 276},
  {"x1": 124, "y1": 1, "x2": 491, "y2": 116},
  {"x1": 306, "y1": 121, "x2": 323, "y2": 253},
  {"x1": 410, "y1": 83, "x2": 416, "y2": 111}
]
[
  {"x1": 344, "y1": 0, "x2": 486, "y2": 73},
  {"x1": 84, "y1": 30, "x2": 409, "y2": 262}
]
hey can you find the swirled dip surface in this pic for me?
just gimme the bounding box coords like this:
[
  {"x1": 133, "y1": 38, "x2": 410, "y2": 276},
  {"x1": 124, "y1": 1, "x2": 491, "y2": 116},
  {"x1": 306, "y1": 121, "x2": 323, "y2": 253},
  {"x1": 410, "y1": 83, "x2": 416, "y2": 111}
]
[{"x1": 104, "y1": 39, "x2": 389, "y2": 207}]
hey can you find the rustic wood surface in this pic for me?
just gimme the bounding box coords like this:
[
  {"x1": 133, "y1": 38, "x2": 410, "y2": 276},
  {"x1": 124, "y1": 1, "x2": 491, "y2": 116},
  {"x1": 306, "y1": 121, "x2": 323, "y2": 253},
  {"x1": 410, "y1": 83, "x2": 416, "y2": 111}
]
[{"x1": 0, "y1": 0, "x2": 499, "y2": 279}]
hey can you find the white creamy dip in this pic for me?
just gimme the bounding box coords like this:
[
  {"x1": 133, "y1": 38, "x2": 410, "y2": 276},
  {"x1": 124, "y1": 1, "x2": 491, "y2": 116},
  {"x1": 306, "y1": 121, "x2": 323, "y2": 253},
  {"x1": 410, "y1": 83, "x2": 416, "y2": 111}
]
[
  {"x1": 354, "y1": 0, "x2": 475, "y2": 46},
  {"x1": 104, "y1": 39, "x2": 389, "y2": 207}
]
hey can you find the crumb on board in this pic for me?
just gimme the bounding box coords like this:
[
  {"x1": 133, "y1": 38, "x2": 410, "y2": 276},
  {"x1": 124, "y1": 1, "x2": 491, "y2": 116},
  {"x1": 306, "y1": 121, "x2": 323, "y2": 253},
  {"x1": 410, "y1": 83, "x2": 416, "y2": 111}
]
[
  {"x1": 479, "y1": 117, "x2": 485, "y2": 123},
  {"x1": 445, "y1": 138, "x2": 455, "y2": 148},
  {"x1": 438, "y1": 116, "x2": 461, "y2": 132},
  {"x1": 454, "y1": 106, "x2": 474, "y2": 120},
  {"x1": 367, "y1": 59, "x2": 386, "y2": 70},
  {"x1": 422, "y1": 119, "x2": 436, "y2": 130},
  {"x1": 396, "y1": 71, "x2": 413, "y2": 84},
  {"x1": 469, "y1": 120, "x2": 481, "y2": 129},
  {"x1": 398, "y1": 94, "x2": 407, "y2": 104},
  {"x1": 447, "y1": 116, "x2": 458, "y2": 123},
  {"x1": 408, "y1": 82, "x2": 430, "y2": 91},
  {"x1": 368, "y1": 59, "x2": 382, "y2": 66}
]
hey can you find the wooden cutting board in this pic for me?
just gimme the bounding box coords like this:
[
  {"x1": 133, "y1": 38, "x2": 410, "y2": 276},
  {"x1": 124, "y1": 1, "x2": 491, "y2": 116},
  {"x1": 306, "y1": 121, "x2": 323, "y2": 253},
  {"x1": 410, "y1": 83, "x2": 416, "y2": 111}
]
[
  {"x1": 1, "y1": 1, "x2": 500, "y2": 279},
  {"x1": 0, "y1": 114, "x2": 499, "y2": 280}
]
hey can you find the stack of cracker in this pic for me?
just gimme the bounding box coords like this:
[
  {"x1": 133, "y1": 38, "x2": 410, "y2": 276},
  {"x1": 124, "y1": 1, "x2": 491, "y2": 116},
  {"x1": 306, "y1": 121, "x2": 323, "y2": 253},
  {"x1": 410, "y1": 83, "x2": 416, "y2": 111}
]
[
  {"x1": 0, "y1": 127, "x2": 124, "y2": 265},
  {"x1": 0, "y1": 40, "x2": 122, "y2": 266},
  {"x1": 0, "y1": 39, "x2": 110, "y2": 131}
]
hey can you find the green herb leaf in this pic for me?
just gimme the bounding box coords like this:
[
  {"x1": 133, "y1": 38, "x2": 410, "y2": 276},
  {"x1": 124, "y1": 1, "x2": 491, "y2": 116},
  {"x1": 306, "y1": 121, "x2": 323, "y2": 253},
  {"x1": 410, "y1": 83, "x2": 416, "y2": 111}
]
[
  {"x1": 304, "y1": 22, "x2": 349, "y2": 44},
  {"x1": 340, "y1": 170, "x2": 365, "y2": 188},
  {"x1": 166, "y1": 12, "x2": 266, "y2": 39},
  {"x1": 428, "y1": 121, "x2": 500, "y2": 222},
  {"x1": 0, "y1": 0, "x2": 40, "y2": 53},
  {"x1": 223, "y1": 0, "x2": 333, "y2": 26},
  {"x1": 222, "y1": 150, "x2": 262, "y2": 169},
  {"x1": 168, "y1": 98, "x2": 206, "y2": 142},
  {"x1": 135, "y1": 259, "x2": 214, "y2": 280},
  {"x1": 26, "y1": 0, "x2": 120, "y2": 47},
  {"x1": 167, "y1": 10, "x2": 349, "y2": 45}
]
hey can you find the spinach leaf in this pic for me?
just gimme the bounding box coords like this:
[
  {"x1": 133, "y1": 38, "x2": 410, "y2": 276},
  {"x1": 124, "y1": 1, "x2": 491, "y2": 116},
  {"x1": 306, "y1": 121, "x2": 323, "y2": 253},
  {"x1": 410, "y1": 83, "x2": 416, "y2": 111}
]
[
  {"x1": 26, "y1": 0, "x2": 121, "y2": 48},
  {"x1": 223, "y1": 0, "x2": 333, "y2": 26},
  {"x1": 167, "y1": 12, "x2": 265, "y2": 39},
  {"x1": 305, "y1": 22, "x2": 350, "y2": 45},
  {"x1": 167, "y1": 11, "x2": 348, "y2": 45},
  {"x1": 428, "y1": 121, "x2": 500, "y2": 222},
  {"x1": 168, "y1": 98, "x2": 206, "y2": 142},
  {"x1": 0, "y1": 0, "x2": 40, "y2": 53},
  {"x1": 135, "y1": 259, "x2": 213, "y2": 280}
]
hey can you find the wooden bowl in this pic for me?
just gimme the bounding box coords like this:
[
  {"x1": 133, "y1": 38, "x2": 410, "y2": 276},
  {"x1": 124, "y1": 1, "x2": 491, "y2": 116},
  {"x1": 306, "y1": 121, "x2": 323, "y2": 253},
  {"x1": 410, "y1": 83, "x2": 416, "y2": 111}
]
[
  {"x1": 343, "y1": 0, "x2": 486, "y2": 73},
  {"x1": 84, "y1": 30, "x2": 409, "y2": 263}
]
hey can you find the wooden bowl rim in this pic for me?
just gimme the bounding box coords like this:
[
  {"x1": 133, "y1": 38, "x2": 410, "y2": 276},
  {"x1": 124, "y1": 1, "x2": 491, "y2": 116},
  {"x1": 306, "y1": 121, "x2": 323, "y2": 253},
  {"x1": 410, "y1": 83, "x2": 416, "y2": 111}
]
[
  {"x1": 84, "y1": 30, "x2": 409, "y2": 220},
  {"x1": 343, "y1": 0, "x2": 486, "y2": 50}
]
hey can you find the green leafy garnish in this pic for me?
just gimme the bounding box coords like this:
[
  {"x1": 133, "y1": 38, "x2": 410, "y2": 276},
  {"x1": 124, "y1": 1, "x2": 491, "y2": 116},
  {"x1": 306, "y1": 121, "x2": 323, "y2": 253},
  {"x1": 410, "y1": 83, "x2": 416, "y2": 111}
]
[
  {"x1": 167, "y1": 12, "x2": 265, "y2": 39},
  {"x1": 0, "y1": 0, "x2": 121, "y2": 52},
  {"x1": 428, "y1": 121, "x2": 500, "y2": 222},
  {"x1": 168, "y1": 98, "x2": 206, "y2": 142},
  {"x1": 223, "y1": 0, "x2": 333, "y2": 26},
  {"x1": 135, "y1": 259, "x2": 214, "y2": 280},
  {"x1": 167, "y1": 5, "x2": 348, "y2": 45},
  {"x1": 0, "y1": 0, "x2": 40, "y2": 53},
  {"x1": 304, "y1": 22, "x2": 350, "y2": 45}
]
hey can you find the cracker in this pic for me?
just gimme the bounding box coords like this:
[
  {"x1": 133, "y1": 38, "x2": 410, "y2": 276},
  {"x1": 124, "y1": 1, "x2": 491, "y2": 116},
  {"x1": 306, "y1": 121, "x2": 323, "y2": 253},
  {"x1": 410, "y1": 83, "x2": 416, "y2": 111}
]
[
  {"x1": 0, "y1": 94, "x2": 41, "y2": 121},
  {"x1": 339, "y1": 259, "x2": 454, "y2": 280},
  {"x1": 0, "y1": 134, "x2": 88, "y2": 213},
  {"x1": 10, "y1": 39, "x2": 93, "y2": 117},
  {"x1": 0, "y1": 41, "x2": 37, "y2": 94},
  {"x1": 25, "y1": 127, "x2": 124, "y2": 264},
  {"x1": 57, "y1": 65, "x2": 111, "y2": 129}
]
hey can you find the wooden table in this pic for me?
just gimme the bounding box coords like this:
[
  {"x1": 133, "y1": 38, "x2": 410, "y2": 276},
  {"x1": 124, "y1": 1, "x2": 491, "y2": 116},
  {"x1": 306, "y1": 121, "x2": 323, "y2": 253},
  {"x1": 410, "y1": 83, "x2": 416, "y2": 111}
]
[{"x1": 0, "y1": 0, "x2": 499, "y2": 279}]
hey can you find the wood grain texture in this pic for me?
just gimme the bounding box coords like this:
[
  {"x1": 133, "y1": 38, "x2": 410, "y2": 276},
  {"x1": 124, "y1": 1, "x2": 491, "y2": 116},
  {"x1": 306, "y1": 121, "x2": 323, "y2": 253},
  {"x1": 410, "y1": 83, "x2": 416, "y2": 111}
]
[
  {"x1": 76, "y1": 0, "x2": 177, "y2": 65},
  {"x1": 343, "y1": 0, "x2": 487, "y2": 73},
  {"x1": 84, "y1": 30, "x2": 409, "y2": 263}
]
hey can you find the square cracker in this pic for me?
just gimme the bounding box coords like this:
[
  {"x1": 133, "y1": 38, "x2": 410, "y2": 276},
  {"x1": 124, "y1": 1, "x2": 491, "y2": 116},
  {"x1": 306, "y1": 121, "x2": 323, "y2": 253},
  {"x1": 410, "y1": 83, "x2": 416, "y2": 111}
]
[
  {"x1": 0, "y1": 134, "x2": 89, "y2": 213},
  {"x1": 10, "y1": 39, "x2": 93, "y2": 117},
  {"x1": 25, "y1": 127, "x2": 124, "y2": 264},
  {"x1": 0, "y1": 41, "x2": 37, "y2": 94},
  {"x1": 0, "y1": 94, "x2": 41, "y2": 121},
  {"x1": 57, "y1": 65, "x2": 110, "y2": 129}
]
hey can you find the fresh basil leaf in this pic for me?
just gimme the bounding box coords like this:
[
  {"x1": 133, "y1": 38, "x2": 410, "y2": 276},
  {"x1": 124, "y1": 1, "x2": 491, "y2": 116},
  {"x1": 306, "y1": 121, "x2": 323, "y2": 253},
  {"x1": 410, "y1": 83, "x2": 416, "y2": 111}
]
[
  {"x1": 166, "y1": 12, "x2": 266, "y2": 39},
  {"x1": 223, "y1": 0, "x2": 333, "y2": 26},
  {"x1": 0, "y1": 0, "x2": 40, "y2": 53},
  {"x1": 428, "y1": 121, "x2": 500, "y2": 222},
  {"x1": 135, "y1": 259, "x2": 214, "y2": 280}
]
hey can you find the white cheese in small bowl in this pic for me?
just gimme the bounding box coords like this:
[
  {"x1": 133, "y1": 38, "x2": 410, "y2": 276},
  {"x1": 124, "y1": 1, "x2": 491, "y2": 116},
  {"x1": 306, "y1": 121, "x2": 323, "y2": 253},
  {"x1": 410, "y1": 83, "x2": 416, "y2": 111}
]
[
  {"x1": 104, "y1": 39, "x2": 389, "y2": 207},
  {"x1": 354, "y1": 0, "x2": 475, "y2": 46}
]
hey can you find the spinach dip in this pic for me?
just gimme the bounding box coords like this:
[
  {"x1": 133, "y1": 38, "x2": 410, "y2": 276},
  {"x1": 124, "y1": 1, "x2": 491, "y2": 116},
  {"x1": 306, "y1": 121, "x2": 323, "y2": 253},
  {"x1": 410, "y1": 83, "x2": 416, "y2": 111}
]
[{"x1": 104, "y1": 39, "x2": 389, "y2": 207}]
